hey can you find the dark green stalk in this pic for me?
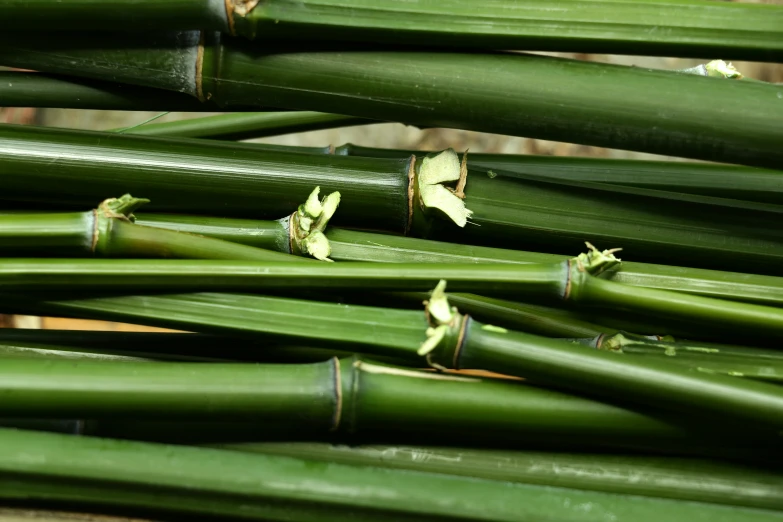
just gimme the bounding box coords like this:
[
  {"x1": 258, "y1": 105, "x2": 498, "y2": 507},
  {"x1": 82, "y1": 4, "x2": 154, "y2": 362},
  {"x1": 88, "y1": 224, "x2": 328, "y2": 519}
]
[
  {"x1": 0, "y1": 124, "x2": 413, "y2": 234},
  {"x1": 9, "y1": 279, "x2": 783, "y2": 432},
  {"x1": 576, "y1": 333, "x2": 783, "y2": 383},
  {"x1": 0, "y1": 71, "x2": 230, "y2": 111},
  {"x1": 3, "y1": 1, "x2": 783, "y2": 60},
  {"x1": 0, "y1": 0, "x2": 229, "y2": 32},
  {"x1": 3, "y1": 430, "x2": 780, "y2": 522},
  {"x1": 0, "y1": 329, "x2": 359, "y2": 364},
  {"x1": 1, "y1": 34, "x2": 781, "y2": 167},
  {"x1": 428, "y1": 315, "x2": 783, "y2": 431},
  {"x1": 8, "y1": 253, "x2": 783, "y2": 341},
  {"x1": 4, "y1": 127, "x2": 783, "y2": 272},
  {"x1": 219, "y1": 442, "x2": 783, "y2": 512},
  {"x1": 0, "y1": 356, "x2": 709, "y2": 449},
  {"x1": 0, "y1": 195, "x2": 300, "y2": 262},
  {"x1": 0, "y1": 259, "x2": 569, "y2": 298},
  {"x1": 118, "y1": 111, "x2": 369, "y2": 140},
  {"x1": 138, "y1": 214, "x2": 783, "y2": 307},
  {"x1": 338, "y1": 143, "x2": 783, "y2": 207}
]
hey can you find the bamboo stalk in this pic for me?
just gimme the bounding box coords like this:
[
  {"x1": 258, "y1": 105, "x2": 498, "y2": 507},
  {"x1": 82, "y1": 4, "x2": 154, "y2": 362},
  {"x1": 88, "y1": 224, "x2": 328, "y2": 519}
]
[
  {"x1": 137, "y1": 214, "x2": 783, "y2": 307},
  {"x1": 337, "y1": 143, "x2": 783, "y2": 207},
  {"x1": 9, "y1": 280, "x2": 783, "y2": 431},
  {"x1": 218, "y1": 442, "x2": 783, "y2": 512},
  {"x1": 0, "y1": 195, "x2": 302, "y2": 262},
  {"x1": 0, "y1": 329, "x2": 361, "y2": 364},
  {"x1": 576, "y1": 333, "x2": 783, "y2": 383},
  {"x1": 0, "y1": 71, "x2": 230, "y2": 111},
  {"x1": 6, "y1": 254, "x2": 783, "y2": 342},
  {"x1": 0, "y1": 356, "x2": 711, "y2": 449},
  {"x1": 424, "y1": 301, "x2": 783, "y2": 431},
  {"x1": 2, "y1": 429, "x2": 778, "y2": 522},
  {"x1": 4, "y1": 127, "x2": 783, "y2": 271},
  {"x1": 4, "y1": 1, "x2": 781, "y2": 60},
  {"x1": 1, "y1": 34, "x2": 781, "y2": 168},
  {"x1": 117, "y1": 111, "x2": 370, "y2": 140}
]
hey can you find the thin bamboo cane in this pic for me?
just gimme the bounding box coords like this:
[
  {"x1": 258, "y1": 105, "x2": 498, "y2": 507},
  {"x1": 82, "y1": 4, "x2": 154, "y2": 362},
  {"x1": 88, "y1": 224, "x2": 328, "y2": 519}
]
[
  {"x1": 1, "y1": 33, "x2": 781, "y2": 167},
  {"x1": 3, "y1": 127, "x2": 783, "y2": 271},
  {"x1": 4, "y1": 1, "x2": 781, "y2": 60},
  {"x1": 118, "y1": 111, "x2": 369, "y2": 140},
  {"x1": 426, "y1": 309, "x2": 783, "y2": 431},
  {"x1": 8, "y1": 283, "x2": 783, "y2": 432},
  {"x1": 0, "y1": 356, "x2": 708, "y2": 449},
  {"x1": 2, "y1": 429, "x2": 779, "y2": 522},
  {"x1": 0, "y1": 195, "x2": 301, "y2": 262},
  {"x1": 337, "y1": 143, "x2": 783, "y2": 207},
  {"x1": 6, "y1": 256, "x2": 783, "y2": 341},
  {"x1": 137, "y1": 214, "x2": 783, "y2": 307},
  {"x1": 0, "y1": 71, "x2": 229, "y2": 111},
  {"x1": 218, "y1": 442, "x2": 783, "y2": 512},
  {"x1": 0, "y1": 329, "x2": 360, "y2": 364},
  {"x1": 575, "y1": 333, "x2": 783, "y2": 383}
]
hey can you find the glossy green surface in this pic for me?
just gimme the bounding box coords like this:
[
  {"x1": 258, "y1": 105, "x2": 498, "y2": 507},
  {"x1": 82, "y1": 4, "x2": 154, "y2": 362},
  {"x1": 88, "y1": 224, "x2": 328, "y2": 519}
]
[
  {"x1": 0, "y1": 71, "x2": 223, "y2": 111},
  {"x1": 0, "y1": 329, "x2": 360, "y2": 364},
  {"x1": 0, "y1": 0, "x2": 227, "y2": 31},
  {"x1": 452, "y1": 319, "x2": 783, "y2": 431},
  {"x1": 2, "y1": 34, "x2": 781, "y2": 167},
  {"x1": 122, "y1": 111, "x2": 369, "y2": 140},
  {"x1": 207, "y1": 41, "x2": 783, "y2": 169},
  {"x1": 3, "y1": 429, "x2": 779, "y2": 522},
  {"x1": 0, "y1": 124, "x2": 411, "y2": 232},
  {"x1": 0, "y1": 258, "x2": 566, "y2": 297},
  {"x1": 223, "y1": 443, "x2": 783, "y2": 511},
  {"x1": 574, "y1": 275, "x2": 783, "y2": 342},
  {"x1": 6, "y1": 292, "x2": 429, "y2": 359},
  {"x1": 341, "y1": 143, "x2": 783, "y2": 207},
  {"x1": 137, "y1": 213, "x2": 290, "y2": 253},
  {"x1": 103, "y1": 220, "x2": 301, "y2": 262},
  {"x1": 134, "y1": 215, "x2": 783, "y2": 307},
  {"x1": 588, "y1": 337, "x2": 783, "y2": 383},
  {"x1": 3, "y1": 0, "x2": 782, "y2": 61},
  {"x1": 0, "y1": 212, "x2": 92, "y2": 255},
  {"x1": 0, "y1": 358, "x2": 338, "y2": 423},
  {"x1": 0, "y1": 357, "x2": 700, "y2": 446},
  {"x1": 240, "y1": 0, "x2": 783, "y2": 60}
]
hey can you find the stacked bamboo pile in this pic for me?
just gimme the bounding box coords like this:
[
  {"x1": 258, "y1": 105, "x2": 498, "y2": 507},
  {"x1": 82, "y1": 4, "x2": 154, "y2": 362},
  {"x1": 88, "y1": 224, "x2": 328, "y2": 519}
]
[{"x1": 0, "y1": 1, "x2": 782, "y2": 520}]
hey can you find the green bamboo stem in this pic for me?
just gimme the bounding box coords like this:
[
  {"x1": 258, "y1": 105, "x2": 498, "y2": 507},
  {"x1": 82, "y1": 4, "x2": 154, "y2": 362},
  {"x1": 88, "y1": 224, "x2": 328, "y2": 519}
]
[
  {"x1": 4, "y1": 127, "x2": 783, "y2": 271},
  {"x1": 1, "y1": 34, "x2": 781, "y2": 168},
  {"x1": 0, "y1": 0, "x2": 230, "y2": 32},
  {"x1": 576, "y1": 333, "x2": 783, "y2": 383},
  {"x1": 2, "y1": 1, "x2": 782, "y2": 61},
  {"x1": 427, "y1": 314, "x2": 783, "y2": 431},
  {"x1": 0, "y1": 329, "x2": 359, "y2": 364},
  {"x1": 0, "y1": 124, "x2": 414, "y2": 234},
  {"x1": 0, "y1": 195, "x2": 300, "y2": 262},
  {"x1": 0, "y1": 71, "x2": 230, "y2": 111},
  {"x1": 219, "y1": 442, "x2": 783, "y2": 512},
  {"x1": 0, "y1": 356, "x2": 707, "y2": 448},
  {"x1": 9, "y1": 278, "x2": 783, "y2": 432},
  {"x1": 7, "y1": 255, "x2": 783, "y2": 341},
  {"x1": 2, "y1": 430, "x2": 779, "y2": 522},
  {"x1": 337, "y1": 143, "x2": 783, "y2": 207},
  {"x1": 117, "y1": 111, "x2": 370, "y2": 140},
  {"x1": 137, "y1": 213, "x2": 783, "y2": 307}
]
